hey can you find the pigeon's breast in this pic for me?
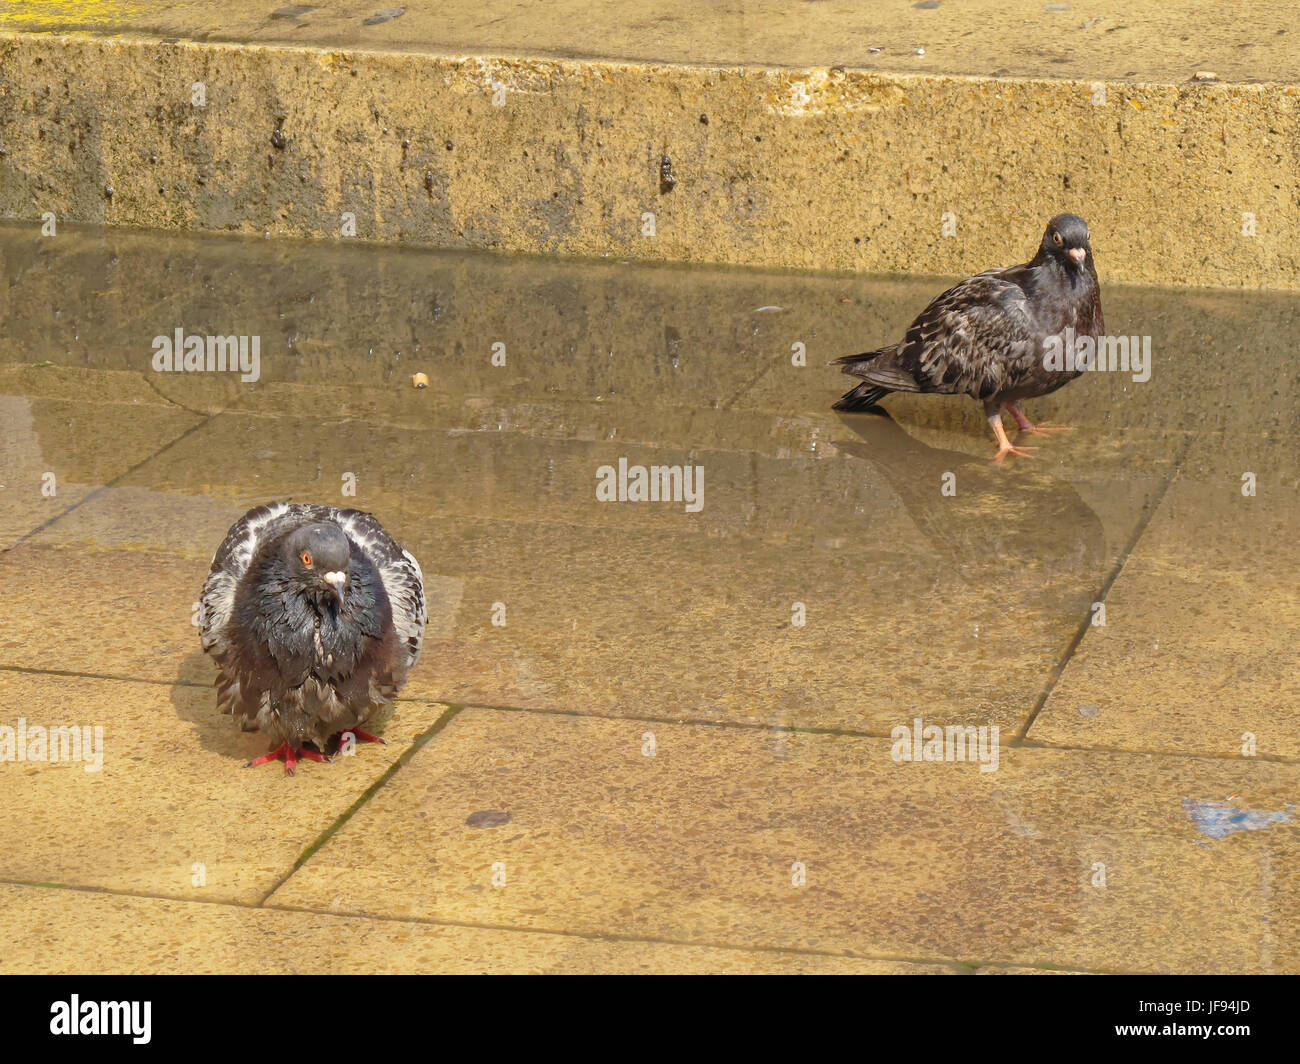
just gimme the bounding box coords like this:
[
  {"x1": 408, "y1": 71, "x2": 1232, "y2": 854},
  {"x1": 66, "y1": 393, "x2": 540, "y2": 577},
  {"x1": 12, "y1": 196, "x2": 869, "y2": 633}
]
[{"x1": 313, "y1": 612, "x2": 367, "y2": 679}]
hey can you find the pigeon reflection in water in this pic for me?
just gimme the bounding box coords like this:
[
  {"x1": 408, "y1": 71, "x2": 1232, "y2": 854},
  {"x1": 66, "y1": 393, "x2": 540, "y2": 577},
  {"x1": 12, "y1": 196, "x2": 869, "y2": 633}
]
[{"x1": 834, "y1": 412, "x2": 1106, "y2": 591}]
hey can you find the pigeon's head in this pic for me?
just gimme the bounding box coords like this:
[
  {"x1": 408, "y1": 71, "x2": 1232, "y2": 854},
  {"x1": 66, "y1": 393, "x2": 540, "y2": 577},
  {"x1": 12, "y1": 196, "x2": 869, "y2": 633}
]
[
  {"x1": 1040, "y1": 214, "x2": 1093, "y2": 271},
  {"x1": 282, "y1": 522, "x2": 352, "y2": 607}
]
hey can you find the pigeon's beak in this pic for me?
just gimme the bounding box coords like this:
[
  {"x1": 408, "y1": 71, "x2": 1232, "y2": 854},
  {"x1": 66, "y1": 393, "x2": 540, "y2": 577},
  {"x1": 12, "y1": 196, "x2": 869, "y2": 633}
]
[
  {"x1": 1068, "y1": 247, "x2": 1087, "y2": 265},
  {"x1": 322, "y1": 571, "x2": 347, "y2": 603}
]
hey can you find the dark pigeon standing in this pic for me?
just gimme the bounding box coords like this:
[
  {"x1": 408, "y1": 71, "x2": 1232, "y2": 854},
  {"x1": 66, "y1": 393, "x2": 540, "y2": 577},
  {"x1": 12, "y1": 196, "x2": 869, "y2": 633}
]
[
  {"x1": 832, "y1": 213, "x2": 1104, "y2": 461},
  {"x1": 199, "y1": 502, "x2": 426, "y2": 774}
]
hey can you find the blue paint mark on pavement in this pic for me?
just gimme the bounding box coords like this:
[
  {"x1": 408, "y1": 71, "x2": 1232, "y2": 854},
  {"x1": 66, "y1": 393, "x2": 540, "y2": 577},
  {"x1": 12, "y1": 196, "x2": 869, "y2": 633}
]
[{"x1": 1182, "y1": 798, "x2": 1294, "y2": 840}]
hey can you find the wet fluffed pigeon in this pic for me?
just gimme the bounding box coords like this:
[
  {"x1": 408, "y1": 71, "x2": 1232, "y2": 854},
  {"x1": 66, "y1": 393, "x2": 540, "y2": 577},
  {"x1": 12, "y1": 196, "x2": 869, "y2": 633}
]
[
  {"x1": 832, "y1": 214, "x2": 1104, "y2": 460},
  {"x1": 199, "y1": 502, "x2": 426, "y2": 774}
]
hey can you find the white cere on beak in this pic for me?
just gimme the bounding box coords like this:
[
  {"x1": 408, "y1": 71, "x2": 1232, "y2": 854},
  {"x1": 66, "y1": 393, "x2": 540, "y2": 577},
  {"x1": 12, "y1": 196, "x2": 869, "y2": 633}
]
[
  {"x1": 1068, "y1": 247, "x2": 1087, "y2": 264},
  {"x1": 323, "y1": 571, "x2": 347, "y2": 597}
]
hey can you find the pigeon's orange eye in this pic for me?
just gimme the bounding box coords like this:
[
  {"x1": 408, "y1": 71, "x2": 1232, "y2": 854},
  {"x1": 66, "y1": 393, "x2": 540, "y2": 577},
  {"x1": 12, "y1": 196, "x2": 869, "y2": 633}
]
[
  {"x1": 1052, "y1": 232, "x2": 1063, "y2": 246},
  {"x1": 300, "y1": 551, "x2": 313, "y2": 567}
]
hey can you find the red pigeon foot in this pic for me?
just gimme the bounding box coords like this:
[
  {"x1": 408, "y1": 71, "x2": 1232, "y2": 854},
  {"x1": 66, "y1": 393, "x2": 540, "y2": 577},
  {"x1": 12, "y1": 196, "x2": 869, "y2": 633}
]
[
  {"x1": 346, "y1": 727, "x2": 386, "y2": 744},
  {"x1": 245, "y1": 740, "x2": 328, "y2": 775},
  {"x1": 1004, "y1": 402, "x2": 1073, "y2": 434},
  {"x1": 990, "y1": 416, "x2": 1037, "y2": 462},
  {"x1": 330, "y1": 727, "x2": 388, "y2": 756}
]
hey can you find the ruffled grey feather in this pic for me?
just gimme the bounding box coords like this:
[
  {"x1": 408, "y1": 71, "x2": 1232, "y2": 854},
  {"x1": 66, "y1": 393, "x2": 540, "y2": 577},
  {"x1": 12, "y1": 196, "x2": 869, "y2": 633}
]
[{"x1": 199, "y1": 502, "x2": 426, "y2": 752}]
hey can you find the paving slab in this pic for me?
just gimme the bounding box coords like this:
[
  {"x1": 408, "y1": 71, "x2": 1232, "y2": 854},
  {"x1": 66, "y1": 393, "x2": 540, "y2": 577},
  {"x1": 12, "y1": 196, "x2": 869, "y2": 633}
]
[
  {"x1": 0, "y1": 883, "x2": 950, "y2": 974},
  {"x1": 1029, "y1": 430, "x2": 1300, "y2": 759},
  {"x1": 0, "y1": 221, "x2": 1248, "y2": 736},
  {"x1": 0, "y1": 419, "x2": 1165, "y2": 734},
  {"x1": 269, "y1": 708, "x2": 1300, "y2": 973},
  {"x1": 0, "y1": 671, "x2": 447, "y2": 902},
  {"x1": 0, "y1": 382, "x2": 202, "y2": 548},
  {"x1": 6, "y1": 225, "x2": 1295, "y2": 432},
  {"x1": 0, "y1": 223, "x2": 955, "y2": 416},
  {"x1": 5, "y1": 226, "x2": 1247, "y2": 736},
  {"x1": 2, "y1": 222, "x2": 1296, "y2": 974}
]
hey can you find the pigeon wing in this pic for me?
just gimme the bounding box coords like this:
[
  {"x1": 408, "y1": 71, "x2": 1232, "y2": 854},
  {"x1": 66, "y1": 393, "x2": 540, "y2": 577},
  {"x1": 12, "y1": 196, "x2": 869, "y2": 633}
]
[
  {"x1": 199, "y1": 500, "x2": 297, "y2": 659},
  {"x1": 332, "y1": 508, "x2": 427, "y2": 671},
  {"x1": 898, "y1": 270, "x2": 1041, "y2": 401}
]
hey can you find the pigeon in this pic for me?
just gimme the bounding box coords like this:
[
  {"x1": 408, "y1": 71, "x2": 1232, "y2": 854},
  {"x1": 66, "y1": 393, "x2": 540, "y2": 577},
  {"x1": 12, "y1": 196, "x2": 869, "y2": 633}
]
[
  {"x1": 832, "y1": 213, "x2": 1104, "y2": 461},
  {"x1": 199, "y1": 502, "x2": 426, "y2": 774}
]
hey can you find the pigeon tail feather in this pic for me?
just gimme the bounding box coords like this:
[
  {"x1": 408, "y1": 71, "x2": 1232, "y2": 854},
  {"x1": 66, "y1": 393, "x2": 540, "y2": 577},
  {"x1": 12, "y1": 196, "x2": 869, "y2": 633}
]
[
  {"x1": 833, "y1": 381, "x2": 893, "y2": 412},
  {"x1": 830, "y1": 349, "x2": 879, "y2": 367}
]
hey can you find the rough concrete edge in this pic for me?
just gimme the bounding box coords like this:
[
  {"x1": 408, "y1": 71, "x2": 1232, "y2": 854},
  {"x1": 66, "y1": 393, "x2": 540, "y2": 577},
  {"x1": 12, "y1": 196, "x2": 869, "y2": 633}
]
[
  {"x1": 5, "y1": 23, "x2": 1300, "y2": 87},
  {"x1": 2, "y1": 30, "x2": 1298, "y2": 289},
  {"x1": 9, "y1": 28, "x2": 1299, "y2": 103}
]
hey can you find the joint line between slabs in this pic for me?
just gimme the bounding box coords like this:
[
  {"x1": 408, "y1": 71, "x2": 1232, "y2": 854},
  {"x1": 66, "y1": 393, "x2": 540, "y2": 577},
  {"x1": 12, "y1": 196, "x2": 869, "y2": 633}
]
[
  {"x1": 260, "y1": 902, "x2": 1141, "y2": 974},
  {"x1": 1015, "y1": 433, "x2": 1195, "y2": 743},
  {"x1": 1, "y1": 411, "x2": 220, "y2": 553},
  {"x1": 2, "y1": 665, "x2": 1293, "y2": 763},
  {"x1": 720, "y1": 357, "x2": 777, "y2": 411},
  {"x1": 254, "y1": 704, "x2": 466, "y2": 907},
  {"x1": 0, "y1": 877, "x2": 1128, "y2": 972},
  {"x1": 139, "y1": 370, "x2": 211, "y2": 417}
]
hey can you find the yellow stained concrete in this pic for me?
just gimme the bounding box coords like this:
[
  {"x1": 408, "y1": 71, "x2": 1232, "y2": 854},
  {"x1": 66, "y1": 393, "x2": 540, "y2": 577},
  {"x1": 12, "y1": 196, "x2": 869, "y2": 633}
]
[
  {"x1": 4, "y1": 226, "x2": 1255, "y2": 738},
  {"x1": 1, "y1": 0, "x2": 1296, "y2": 83},
  {"x1": 269, "y1": 708, "x2": 1299, "y2": 973},
  {"x1": 1, "y1": 25, "x2": 1298, "y2": 287},
  {"x1": 6, "y1": 225, "x2": 1297, "y2": 432},
  {"x1": 0, "y1": 538, "x2": 228, "y2": 685},
  {"x1": 0, "y1": 672, "x2": 446, "y2": 901},
  {"x1": 1033, "y1": 431, "x2": 1300, "y2": 759},
  {"x1": 0, "y1": 883, "x2": 956, "y2": 974}
]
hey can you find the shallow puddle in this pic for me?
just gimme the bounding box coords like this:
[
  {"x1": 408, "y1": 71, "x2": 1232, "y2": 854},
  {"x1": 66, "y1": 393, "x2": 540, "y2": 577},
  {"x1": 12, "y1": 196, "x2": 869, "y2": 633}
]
[{"x1": 1, "y1": 222, "x2": 1296, "y2": 972}]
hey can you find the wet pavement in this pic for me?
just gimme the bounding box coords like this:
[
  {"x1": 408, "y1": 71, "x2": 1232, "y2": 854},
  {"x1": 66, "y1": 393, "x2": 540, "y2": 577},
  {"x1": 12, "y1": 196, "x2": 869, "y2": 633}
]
[{"x1": 0, "y1": 222, "x2": 1296, "y2": 973}]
